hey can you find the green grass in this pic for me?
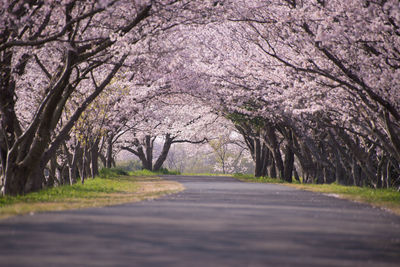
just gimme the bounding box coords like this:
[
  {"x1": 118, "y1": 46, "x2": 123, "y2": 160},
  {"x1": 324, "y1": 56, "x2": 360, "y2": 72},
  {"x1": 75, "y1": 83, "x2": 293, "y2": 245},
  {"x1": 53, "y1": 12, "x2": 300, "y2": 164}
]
[
  {"x1": 99, "y1": 167, "x2": 129, "y2": 178},
  {"x1": 290, "y1": 183, "x2": 400, "y2": 213},
  {"x1": 0, "y1": 171, "x2": 184, "y2": 219},
  {"x1": 181, "y1": 172, "x2": 232, "y2": 176},
  {"x1": 234, "y1": 173, "x2": 287, "y2": 183},
  {"x1": 129, "y1": 169, "x2": 159, "y2": 176},
  {"x1": 127, "y1": 168, "x2": 181, "y2": 177},
  {"x1": 233, "y1": 173, "x2": 400, "y2": 216},
  {"x1": 0, "y1": 177, "x2": 128, "y2": 206}
]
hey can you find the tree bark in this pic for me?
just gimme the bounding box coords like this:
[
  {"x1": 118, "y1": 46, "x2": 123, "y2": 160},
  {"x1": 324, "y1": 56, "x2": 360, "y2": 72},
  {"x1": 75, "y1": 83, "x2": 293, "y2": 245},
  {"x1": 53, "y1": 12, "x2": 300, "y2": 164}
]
[
  {"x1": 145, "y1": 135, "x2": 153, "y2": 171},
  {"x1": 268, "y1": 150, "x2": 277, "y2": 178},
  {"x1": 69, "y1": 143, "x2": 81, "y2": 185},
  {"x1": 260, "y1": 144, "x2": 269, "y2": 177},
  {"x1": 385, "y1": 161, "x2": 391, "y2": 189},
  {"x1": 0, "y1": 4, "x2": 149, "y2": 195},
  {"x1": 90, "y1": 138, "x2": 100, "y2": 178},
  {"x1": 78, "y1": 144, "x2": 87, "y2": 184},
  {"x1": 265, "y1": 125, "x2": 284, "y2": 179},
  {"x1": 106, "y1": 133, "x2": 114, "y2": 169},
  {"x1": 254, "y1": 137, "x2": 262, "y2": 177},
  {"x1": 153, "y1": 134, "x2": 173, "y2": 171},
  {"x1": 283, "y1": 131, "x2": 294, "y2": 183}
]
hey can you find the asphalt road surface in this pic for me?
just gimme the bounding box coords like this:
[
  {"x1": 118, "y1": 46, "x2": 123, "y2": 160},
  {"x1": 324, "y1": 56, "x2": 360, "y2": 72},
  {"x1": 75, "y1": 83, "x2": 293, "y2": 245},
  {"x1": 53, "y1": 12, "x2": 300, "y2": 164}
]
[{"x1": 1, "y1": 176, "x2": 400, "y2": 267}]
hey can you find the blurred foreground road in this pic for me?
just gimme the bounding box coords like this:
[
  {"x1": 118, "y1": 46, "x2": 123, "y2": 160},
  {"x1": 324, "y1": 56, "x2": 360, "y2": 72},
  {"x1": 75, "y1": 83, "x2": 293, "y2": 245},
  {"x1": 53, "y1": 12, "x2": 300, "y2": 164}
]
[{"x1": 1, "y1": 175, "x2": 400, "y2": 267}]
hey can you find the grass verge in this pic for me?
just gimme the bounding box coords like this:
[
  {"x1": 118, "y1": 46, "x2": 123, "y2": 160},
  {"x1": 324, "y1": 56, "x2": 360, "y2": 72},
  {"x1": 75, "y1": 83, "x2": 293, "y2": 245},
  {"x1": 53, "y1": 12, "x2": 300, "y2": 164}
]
[
  {"x1": 234, "y1": 173, "x2": 288, "y2": 184},
  {"x1": 234, "y1": 173, "x2": 400, "y2": 216},
  {"x1": 181, "y1": 172, "x2": 231, "y2": 177},
  {"x1": 0, "y1": 173, "x2": 184, "y2": 220},
  {"x1": 129, "y1": 169, "x2": 181, "y2": 176}
]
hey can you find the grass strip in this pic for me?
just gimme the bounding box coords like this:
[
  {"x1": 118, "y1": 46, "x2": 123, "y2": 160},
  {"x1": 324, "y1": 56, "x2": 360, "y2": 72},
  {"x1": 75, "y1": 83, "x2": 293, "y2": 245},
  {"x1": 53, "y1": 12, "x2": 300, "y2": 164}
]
[
  {"x1": 181, "y1": 173, "x2": 231, "y2": 177},
  {"x1": 0, "y1": 175, "x2": 184, "y2": 220},
  {"x1": 99, "y1": 168, "x2": 181, "y2": 177},
  {"x1": 234, "y1": 173, "x2": 400, "y2": 216}
]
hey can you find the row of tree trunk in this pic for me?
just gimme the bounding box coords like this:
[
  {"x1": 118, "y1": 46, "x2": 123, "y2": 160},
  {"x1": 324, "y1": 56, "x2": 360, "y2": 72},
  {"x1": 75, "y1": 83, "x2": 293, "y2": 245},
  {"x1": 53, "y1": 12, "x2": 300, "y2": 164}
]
[
  {"x1": 0, "y1": 131, "x2": 117, "y2": 194},
  {"x1": 234, "y1": 118, "x2": 399, "y2": 189}
]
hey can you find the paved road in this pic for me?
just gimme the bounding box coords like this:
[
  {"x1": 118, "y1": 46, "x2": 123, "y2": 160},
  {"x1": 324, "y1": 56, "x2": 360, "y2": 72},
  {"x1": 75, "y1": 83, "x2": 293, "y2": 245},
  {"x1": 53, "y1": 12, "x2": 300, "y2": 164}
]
[{"x1": 1, "y1": 176, "x2": 400, "y2": 266}]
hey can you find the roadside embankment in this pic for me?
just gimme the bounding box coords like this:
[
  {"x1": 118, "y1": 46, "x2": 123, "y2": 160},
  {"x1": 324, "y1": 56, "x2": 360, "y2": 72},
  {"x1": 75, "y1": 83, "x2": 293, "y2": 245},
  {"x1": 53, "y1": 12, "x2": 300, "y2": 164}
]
[{"x1": 0, "y1": 172, "x2": 184, "y2": 220}]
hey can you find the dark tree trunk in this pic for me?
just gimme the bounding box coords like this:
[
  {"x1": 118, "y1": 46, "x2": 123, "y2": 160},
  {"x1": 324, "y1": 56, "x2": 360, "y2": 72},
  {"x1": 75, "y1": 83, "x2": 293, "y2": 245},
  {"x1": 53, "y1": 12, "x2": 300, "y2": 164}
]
[
  {"x1": 3, "y1": 148, "x2": 42, "y2": 195},
  {"x1": 332, "y1": 129, "x2": 377, "y2": 186},
  {"x1": 69, "y1": 143, "x2": 81, "y2": 185},
  {"x1": 265, "y1": 125, "x2": 284, "y2": 179},
  {"x1": 376, "y1": 157, "x2": 385, "y2": 189},
  {"x1": 294, "y1": 167, "x2": 300, "y2": 182},
  {"x1": 352, "y1": 158, "x2": 361, "y2": 186},
  {"x1": 153, "y1": 134, "x2": 173, "y2": 171},
  {"x1": 334, "y1": 149, "x2": 345, "y2": 185},
  {"x1": 385, "y1": 161, "x2": 391, "y2": 188},
  {"x1": 2, "y1": 51, "x2": 75, "y2": 195},
  {"x1": 260, "y1": 144, "x2": 269, "y2": 177},
  {"x1": 283, "y1": 132, "x2": 294, "y2": 183},
  {"x1": 106, "y1": 134, "x2": 114, "y2": 168},
  {"x1": 268, "y1": 151, "x2": 277, "y2": 178},
  {"x1": 323, "y1": 167, "x2": 328, "y2": 184},
  {"x1": 121, "y1": 144, "x2": 152, "y2": 171},
  {"x1": 85, "y1": 149, "x2": 91, "y2": 179},
  {"x1": 145, "y1": 135, "x2": 153, "y2": 171},
  {"x1": 47, "y1": 156, "x2": 58, "y2": 187},
  {"x1": 254, "y1": 137, "x2": 262, "y2": 177},
  {"x1": 141, "y1": 148, "x2": 152, "y2": 171},
  {"x1": 24, "y1": 165, "x2": 44, "y2": 193},
  {"x1": 0, "y1": 8, "x2": 142, "y2": 196},
  {"x1": 90, "y1": 138, "x2": 100, "y2": 178},
  {"x1": 0, "y1": 147, "x2": 7, "y2": 182},
  {"x1": 60, "y1": 165, "x2": 70, "y2": 185},
  {"x1": 384, "y1": 111, "x2": 400, "y2": 162},
  {"x1": 99, "y1": 153, "x2": 107, "y2": 168}
]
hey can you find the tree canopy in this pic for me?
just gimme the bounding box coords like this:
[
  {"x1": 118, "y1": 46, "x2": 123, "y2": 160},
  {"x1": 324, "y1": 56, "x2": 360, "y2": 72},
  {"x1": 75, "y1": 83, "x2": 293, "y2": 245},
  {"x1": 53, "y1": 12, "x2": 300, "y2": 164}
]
[{"x1": 1, "y1": 0, "x2": 399, "y2": 195}]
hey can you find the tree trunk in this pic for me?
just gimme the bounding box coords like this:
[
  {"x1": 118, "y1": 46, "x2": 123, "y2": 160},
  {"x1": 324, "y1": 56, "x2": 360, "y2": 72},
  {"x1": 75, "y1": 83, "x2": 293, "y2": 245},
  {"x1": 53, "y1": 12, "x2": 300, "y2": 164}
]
[
  {"x1": 3, "y1": 145, "x2": 44, "y2": 195},
  {"x1": 145, "y1": 135, "x2": 153, "y2": 171},
  {"x1": 283, "y1": 132, "x2": 294, "y2": 183},
  {"x1": 268, "y1": 151, "x2": 277, "y2": 178},
  {"x1": 334, "y1": 149, "x2": 345, "y2": 185},
  {"x1": 265, "y1": 125, "x2": 285, "y2": 179},
  {"x1": 47, "y1": 156, "x2": 58, "y2": 187},
  {"x1": 384, "y1": 111, "x2": 400, "y2": 162},
  {"x1": 121, "y1": 145, "x2": 152, "y2": 171},
  {"x1": 69, "y1": 143, "x2": 81, "y2": 185},
  {"x1": 153, "y1": 134, "x2": 173, "y2": 171},
  {"x1": 294, "y1": 167, "x2": 300, "y2": 182},
  {"x1": 0, "y1": 147, "x2": 7, "y2": 185},
  {"x1": 376, "y1": 156, "x2": 385, "y2": 189},
  {"x1": 386, "y1": 161, "x2": 391, "y2": 188},
  {"x1": 254, "y1": 137, "x2": 262, "y2": 177},
  {"x1": 106, "y1": 134, "x2": 114, "y2": 168},
  {"x1": 260, "y1": 144, "x2": 269, "y2": 177},
  {"x1": 80, "y1": 144, "x2": 88, "y2": 184},
  {"x1": 352, "y1": 158, "x2": 361, "y2": 186},
  {"x1": 24, "y1": 165, "x2": 44, "y2": 193},
  {"x1": 99, "y1": 153, "x2": 107, "y2": 168},
  {"x1": 90, "y1": 138, "x2": 100, "y2": 178}
]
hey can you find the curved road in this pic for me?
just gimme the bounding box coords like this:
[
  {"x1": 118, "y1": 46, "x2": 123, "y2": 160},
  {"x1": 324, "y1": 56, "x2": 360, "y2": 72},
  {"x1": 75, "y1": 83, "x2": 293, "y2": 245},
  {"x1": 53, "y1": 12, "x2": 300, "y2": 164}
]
[{"x1": 1, "y1": 176, "x2": 400, "y2": 266}]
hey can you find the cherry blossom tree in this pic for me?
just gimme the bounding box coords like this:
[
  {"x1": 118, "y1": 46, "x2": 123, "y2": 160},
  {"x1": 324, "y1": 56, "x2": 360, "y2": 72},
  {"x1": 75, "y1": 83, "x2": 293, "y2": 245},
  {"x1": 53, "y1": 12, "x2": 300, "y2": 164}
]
[
  {"x1": 162, "y1": 0, "x2": 400, "y2": 187},
  {"x1": 1, "y1": 0, "x2": 140, "y2": 195},
  {"x1": 118, "y1": 94, "x2": 220, "y2": 171},
  {"x1": 223, "y1": 0, "x2": 400, "y2": 186},
  {"x1": 209, "y1": 131, "x2": 251, "y2": 174},
  {"x1": 0, "y1": 0, "x2": 225, "y2": 195},
  {"x1": 2, "y1": 0, "x2": 399, "y2": 194}
]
